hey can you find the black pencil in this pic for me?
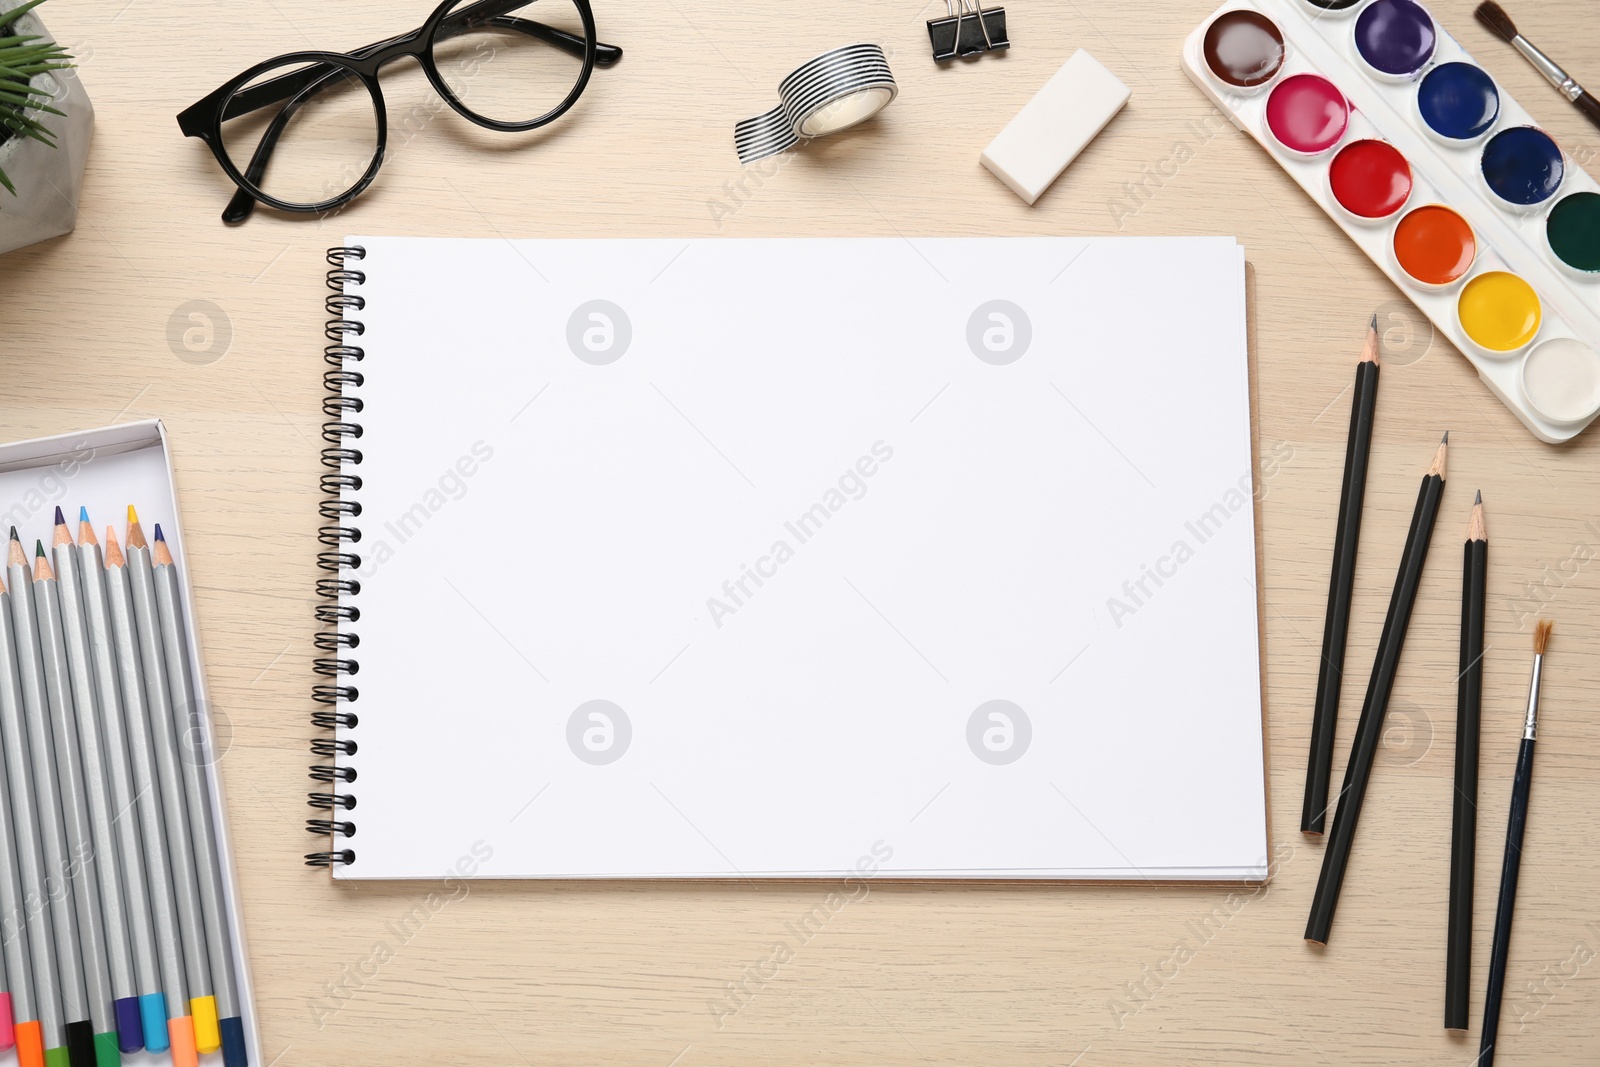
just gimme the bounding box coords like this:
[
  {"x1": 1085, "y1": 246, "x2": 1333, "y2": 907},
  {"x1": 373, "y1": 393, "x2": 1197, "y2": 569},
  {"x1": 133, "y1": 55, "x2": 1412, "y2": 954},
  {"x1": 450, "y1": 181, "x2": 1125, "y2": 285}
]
[
  {"x1": 1306, "y1": 432, "x2": 1447, "y2": 946},
  {"x1": 1446, "y1": 491, "x2": 1486, "y2": 1032},
  {"x1": 1480, "y1": 619, "x2": 1553, "y2": 1066},
  {"x1": 1303, "y1": 315, "x2": 1380, "y2": 835}
]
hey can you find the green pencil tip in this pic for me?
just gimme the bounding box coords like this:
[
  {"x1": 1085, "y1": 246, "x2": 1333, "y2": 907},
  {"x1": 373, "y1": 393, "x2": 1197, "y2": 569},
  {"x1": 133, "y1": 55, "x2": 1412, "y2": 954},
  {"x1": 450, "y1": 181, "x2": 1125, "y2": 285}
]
[
  {"x1": 92, "y1": 1029, "x2": 120, "y2": 1067},
  {"x1": 34, "y1": 541, "x2": 44, "y2": 558}
]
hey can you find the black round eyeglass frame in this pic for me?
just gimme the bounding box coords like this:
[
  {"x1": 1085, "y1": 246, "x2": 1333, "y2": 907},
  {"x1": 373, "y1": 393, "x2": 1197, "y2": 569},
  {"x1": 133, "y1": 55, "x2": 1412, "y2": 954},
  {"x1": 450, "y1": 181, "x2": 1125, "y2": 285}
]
[{"x1": 176, "y1": 0, "x2": 623, "y2": 224}]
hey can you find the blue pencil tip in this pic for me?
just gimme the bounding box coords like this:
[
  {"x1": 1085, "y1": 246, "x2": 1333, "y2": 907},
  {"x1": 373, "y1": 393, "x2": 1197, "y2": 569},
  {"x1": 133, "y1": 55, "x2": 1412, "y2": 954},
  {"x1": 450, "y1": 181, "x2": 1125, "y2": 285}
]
[
  {"x1": 153, "y1": 524, "x2": 166, "y2": 543},
  {"x1": 79, "y1": 506, "x2": 89, "y2": 524},
  {"x1": 219, "y1": 1016, "x2": 249, "y2": 1067},
  {"x1": 138, "y1": 993, "x2": 168, "y2": 1053},
  {"x1": 54, "y1": 505, "x2": 64, "y2": 526}
]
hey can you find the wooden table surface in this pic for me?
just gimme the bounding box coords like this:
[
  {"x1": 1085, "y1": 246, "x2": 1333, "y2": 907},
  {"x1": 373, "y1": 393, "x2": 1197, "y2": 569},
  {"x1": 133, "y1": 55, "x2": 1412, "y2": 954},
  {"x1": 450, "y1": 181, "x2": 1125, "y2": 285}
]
[{"x1": 3, "y1": 0, "x2": 1598, "y2": 1063}]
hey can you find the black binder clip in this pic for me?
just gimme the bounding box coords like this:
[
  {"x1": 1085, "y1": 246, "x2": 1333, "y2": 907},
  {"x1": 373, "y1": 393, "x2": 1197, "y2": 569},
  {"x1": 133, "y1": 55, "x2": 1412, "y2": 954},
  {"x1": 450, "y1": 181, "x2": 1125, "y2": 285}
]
[{"x1": 927, "y1": 0, "x2": 1009, "y2": 62}]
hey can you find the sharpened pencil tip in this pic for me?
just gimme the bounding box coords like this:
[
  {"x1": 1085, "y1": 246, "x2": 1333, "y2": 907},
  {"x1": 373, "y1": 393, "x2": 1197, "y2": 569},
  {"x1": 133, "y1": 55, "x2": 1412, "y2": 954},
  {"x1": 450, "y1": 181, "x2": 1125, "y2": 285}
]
[
  {"x1": 153, "y1": 524, "x2": 165, "y2": 543},
  {"x1": 1442, "y1": 430, "x2": 1449, "y2": 444},
  {"x1": 1369, "y1": 313, "x2": 1377, "y2": 329},
  {"x1": 34, "y1": 541, "x2": 43, "y2": 559},
  {"x1": 103, "y1": 528, "x2": 124, "y2": 569},
  {"x1": 78, "y1": 506, "x2": 88, "y2": 524},
  {"x1": 7, "y1": 527, "x2": 15, "y2": 542},
  {"x1": 126, "y1": 509, "x2": 146, "y2": 550},
  {"x1": 53, "y1": 506, "x2": 64, "y2": 526},
  {"x1": 1476, "y1": 489, "x2": 1482, "y2": 504}
]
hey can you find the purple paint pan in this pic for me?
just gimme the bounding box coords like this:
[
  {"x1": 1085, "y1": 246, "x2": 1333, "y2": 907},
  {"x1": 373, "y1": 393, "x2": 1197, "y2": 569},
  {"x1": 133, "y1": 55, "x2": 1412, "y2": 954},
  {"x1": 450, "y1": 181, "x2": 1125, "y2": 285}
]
[{"x1": 1354, "y1": 0, "x2": 1437, "y2": 81}]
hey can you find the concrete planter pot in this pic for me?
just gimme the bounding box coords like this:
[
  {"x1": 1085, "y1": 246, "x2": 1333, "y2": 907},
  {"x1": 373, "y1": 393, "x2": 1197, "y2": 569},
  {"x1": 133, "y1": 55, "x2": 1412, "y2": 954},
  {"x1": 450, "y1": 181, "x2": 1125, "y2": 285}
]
[{"x1": 0, "y1": 0, "x2": 92, "y2": 256}]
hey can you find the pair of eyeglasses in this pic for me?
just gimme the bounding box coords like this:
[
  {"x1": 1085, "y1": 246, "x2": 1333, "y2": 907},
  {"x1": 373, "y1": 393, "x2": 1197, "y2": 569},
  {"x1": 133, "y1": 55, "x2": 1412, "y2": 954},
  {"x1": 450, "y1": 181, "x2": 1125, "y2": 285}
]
[{"x1": 177, "y1": 0, "x2": 622, "y2": 224}]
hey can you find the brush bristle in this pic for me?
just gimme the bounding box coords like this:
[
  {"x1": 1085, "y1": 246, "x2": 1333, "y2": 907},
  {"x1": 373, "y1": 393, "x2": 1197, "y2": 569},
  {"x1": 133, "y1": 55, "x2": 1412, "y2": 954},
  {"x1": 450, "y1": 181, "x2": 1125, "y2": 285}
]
[
  {"x1": 1475, "y1": 1, "x2": 1518, "y2": 42},
  {"x1": 1534, "y1": 618, "x2": 1553, "y2": 655}
]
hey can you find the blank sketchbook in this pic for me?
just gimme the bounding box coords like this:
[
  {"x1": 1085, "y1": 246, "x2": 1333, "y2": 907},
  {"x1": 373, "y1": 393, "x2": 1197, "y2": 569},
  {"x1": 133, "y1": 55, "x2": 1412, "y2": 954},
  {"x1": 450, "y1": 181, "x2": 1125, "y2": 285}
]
[{"x1": 315, "y1": 236, "x2": 1267, "y2": 881}]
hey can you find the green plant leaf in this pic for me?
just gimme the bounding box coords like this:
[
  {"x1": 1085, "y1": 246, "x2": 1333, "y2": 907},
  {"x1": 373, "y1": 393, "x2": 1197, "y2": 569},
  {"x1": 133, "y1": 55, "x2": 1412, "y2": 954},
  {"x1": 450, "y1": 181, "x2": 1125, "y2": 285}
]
[
  {"x1": 0, "y1": 0, "x2": 55, "y2": 29},
  {"x1": 0, "y1": 0, "x2": 75, "y2": 212}
]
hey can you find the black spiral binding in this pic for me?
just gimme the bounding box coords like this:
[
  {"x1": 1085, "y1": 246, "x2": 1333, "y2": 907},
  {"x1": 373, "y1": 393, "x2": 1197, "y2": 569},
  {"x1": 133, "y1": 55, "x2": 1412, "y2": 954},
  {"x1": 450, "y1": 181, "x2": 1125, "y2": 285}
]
[{"x1": 306, "y1": 246, "x2": 366, "y2": 869}]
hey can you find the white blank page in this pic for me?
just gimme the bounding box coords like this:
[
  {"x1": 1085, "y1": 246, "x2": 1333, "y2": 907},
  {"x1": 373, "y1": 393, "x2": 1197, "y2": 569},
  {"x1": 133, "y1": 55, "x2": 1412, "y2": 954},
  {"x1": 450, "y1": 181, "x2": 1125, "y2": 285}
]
[{"x1": 336, "y1": 236, "x2": 1266, "y2": 881}]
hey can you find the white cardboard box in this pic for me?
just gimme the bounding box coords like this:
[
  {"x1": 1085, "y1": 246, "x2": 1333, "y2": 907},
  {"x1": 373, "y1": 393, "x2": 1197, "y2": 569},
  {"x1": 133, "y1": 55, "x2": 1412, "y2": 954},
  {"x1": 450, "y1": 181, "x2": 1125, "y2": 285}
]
[{"x1": 0, "y1": 419, "x2": 259, "y2": 1067}]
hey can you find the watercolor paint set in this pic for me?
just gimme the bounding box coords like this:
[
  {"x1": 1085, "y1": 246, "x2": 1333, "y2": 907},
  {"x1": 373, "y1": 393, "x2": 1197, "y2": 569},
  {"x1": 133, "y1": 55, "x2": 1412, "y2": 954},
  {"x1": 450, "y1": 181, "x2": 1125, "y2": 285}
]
[{"x1": 1181, "y1": 0, "x2": 1600, "y2": 443}]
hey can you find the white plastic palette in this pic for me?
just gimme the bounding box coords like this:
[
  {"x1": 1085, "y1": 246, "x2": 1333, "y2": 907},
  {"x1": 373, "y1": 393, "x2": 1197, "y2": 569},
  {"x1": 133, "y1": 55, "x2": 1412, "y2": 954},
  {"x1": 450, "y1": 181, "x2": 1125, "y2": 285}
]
[{"x1": 1181, "y1": 0, "x2": 1600, "y2": 443}]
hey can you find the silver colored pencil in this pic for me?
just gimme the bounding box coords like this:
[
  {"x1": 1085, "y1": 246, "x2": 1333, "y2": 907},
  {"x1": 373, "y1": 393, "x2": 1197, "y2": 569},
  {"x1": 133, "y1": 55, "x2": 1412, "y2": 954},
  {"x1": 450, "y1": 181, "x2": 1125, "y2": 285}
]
[
  {"x1": 8, "y1": 537, "x2": 87, "y2": 1044},
  {"x1": 126, "y1": 525, "x2": 213, "y2": 1013},
  {"x1": 103, "y1": 527, "x2": 187, "y2": 1032},
  {"x1": 0, "y1": 579, "x2": 41, "y2": 1039},
  {"x1": 153, "y1": 528, "x2": 240, "y2": 1025},
  {"x1": 53, "y1": 521, "x2": 138, "y2": 1025},
  {"x1": 78, "y1": 520, "x2": 163, "y2": 1015},
  {"x1": 31, "y1": 544, "x2": 117, "y2": 1039}
]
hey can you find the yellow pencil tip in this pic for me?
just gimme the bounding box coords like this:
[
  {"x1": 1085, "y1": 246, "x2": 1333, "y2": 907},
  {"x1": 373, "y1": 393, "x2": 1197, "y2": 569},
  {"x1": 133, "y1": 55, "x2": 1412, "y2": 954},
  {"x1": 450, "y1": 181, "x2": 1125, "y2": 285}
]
[
  {"x1": 127, "y1": 504, "x2": 139, "y2": 523},
  {"x1": 191, "y1": 996, "x2": 220, "y2": 1053}
]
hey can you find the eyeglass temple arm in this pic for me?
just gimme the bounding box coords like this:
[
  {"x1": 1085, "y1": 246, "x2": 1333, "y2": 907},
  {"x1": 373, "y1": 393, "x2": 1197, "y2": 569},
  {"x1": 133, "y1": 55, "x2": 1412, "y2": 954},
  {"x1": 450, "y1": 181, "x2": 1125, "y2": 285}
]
[
  {"x1": 222, "y1": 66, "x2": 349, "y2": 223},
  {"x1": 221, "y1": 16, "x2": 622, "y2": 224}
]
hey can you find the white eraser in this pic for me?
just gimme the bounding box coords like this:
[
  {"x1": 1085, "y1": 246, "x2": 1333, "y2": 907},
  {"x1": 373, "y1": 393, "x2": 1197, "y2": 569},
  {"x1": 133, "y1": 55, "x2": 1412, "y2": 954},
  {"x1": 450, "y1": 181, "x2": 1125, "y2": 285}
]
[{"x1": 980, "y1": 49, "x2": 1131, "y2": 205}]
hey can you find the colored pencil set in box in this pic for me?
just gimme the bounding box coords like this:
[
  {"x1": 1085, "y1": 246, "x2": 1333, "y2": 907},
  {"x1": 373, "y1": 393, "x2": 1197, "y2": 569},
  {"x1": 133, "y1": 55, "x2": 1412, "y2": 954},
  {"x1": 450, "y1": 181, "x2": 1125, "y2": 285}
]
[
  {"x1": 0, "y1": 423, "x2": 257, "y2": 1067},
  {"x1": 1181, "y1": 0, "x2": 1600, "y2": 443}
]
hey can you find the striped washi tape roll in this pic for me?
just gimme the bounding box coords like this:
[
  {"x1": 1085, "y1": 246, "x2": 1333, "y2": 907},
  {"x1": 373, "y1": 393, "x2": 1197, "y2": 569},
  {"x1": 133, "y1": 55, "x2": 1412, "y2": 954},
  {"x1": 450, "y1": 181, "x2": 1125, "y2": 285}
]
[{"x1": 734, "y1": 43, "x2": 898, "y2": 164}]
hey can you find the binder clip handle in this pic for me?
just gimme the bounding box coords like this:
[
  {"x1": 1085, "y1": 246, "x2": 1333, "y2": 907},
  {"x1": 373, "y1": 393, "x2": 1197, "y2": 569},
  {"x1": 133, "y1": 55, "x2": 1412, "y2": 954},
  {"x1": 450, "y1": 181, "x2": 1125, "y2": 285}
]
[{"x1": 927, "y1": 0, "x2": 1009, "y2": 63}]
